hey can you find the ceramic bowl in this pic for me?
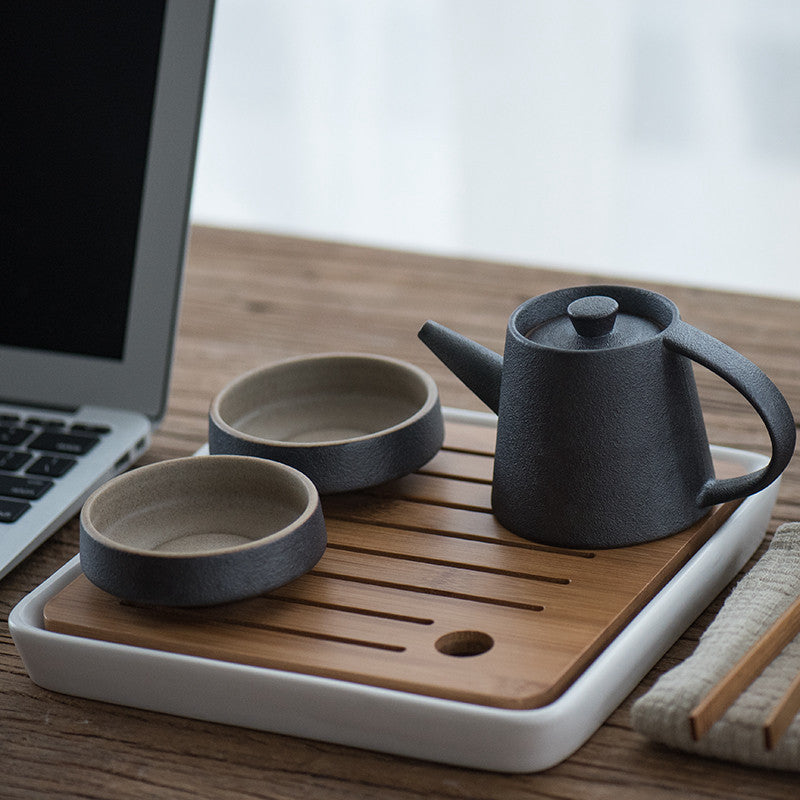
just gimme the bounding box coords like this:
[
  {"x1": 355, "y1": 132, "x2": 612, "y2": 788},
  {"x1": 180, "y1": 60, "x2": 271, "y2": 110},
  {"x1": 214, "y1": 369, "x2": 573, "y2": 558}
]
[
  {"x1": 208, "y1": 353, "x2": 444, "y2": 494},
  {"x1": 79, "y1": 455, "x2": 326, "y2": 607}
]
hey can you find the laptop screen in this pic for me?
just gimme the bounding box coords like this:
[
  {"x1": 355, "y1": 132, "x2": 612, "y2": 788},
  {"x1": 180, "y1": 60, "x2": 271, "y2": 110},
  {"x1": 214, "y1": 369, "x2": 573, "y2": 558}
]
[
  {"x1": 0, "y1": 0, "x2": 213, "y2": 420},
  {"x1": 0, "y1": 2, "x2": 166, "y2": 360}
]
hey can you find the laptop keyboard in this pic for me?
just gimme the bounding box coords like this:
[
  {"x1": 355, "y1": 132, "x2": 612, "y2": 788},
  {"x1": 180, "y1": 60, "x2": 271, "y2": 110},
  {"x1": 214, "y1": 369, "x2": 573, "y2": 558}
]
[{"x1": 0, "y1": 413, "x2": 110, "y2": 524}]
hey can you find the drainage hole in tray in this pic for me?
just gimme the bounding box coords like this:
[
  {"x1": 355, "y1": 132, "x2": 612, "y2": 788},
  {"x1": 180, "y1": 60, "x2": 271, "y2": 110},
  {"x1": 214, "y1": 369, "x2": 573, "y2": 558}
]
[{"x1": 435, "y1": 630, "x2": 494, "y2": 657}]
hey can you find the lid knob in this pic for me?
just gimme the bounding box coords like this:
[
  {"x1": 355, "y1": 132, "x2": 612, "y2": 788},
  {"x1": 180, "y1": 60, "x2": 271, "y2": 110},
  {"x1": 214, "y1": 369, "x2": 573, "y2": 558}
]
[{"x1": 567, "y1": 296, "x2": 619, "y2": 338}]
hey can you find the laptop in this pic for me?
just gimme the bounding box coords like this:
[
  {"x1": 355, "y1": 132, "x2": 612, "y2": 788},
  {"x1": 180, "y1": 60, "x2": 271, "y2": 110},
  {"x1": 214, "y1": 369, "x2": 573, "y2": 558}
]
[{"x1": 0, "y1": 1, "x2": 215, "y2": 578}]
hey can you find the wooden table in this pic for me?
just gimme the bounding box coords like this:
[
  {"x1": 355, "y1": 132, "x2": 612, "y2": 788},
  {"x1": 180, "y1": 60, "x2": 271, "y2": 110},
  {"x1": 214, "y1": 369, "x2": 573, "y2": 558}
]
[{"x1": 2, "y1": 226, "x2": 799, "y2": 798}]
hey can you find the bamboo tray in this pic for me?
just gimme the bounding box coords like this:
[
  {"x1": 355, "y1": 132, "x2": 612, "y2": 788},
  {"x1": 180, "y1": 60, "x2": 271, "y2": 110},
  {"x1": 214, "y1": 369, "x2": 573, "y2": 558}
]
[{"x1": 10, "y1": 409, "x2": 779, "y2": 771}]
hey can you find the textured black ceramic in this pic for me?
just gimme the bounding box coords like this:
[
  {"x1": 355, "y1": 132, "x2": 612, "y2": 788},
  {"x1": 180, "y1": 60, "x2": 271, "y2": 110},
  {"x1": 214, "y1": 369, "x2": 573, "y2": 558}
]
[
  {"x1": 80, "y1": 456, "x2": 326, "y2": 606},
  {"x1": 419, "y1": 285, "x2": 796, "y2": 548},
  {"x1": 209, "y1": 353, "x2": 444, "y2": 494}
]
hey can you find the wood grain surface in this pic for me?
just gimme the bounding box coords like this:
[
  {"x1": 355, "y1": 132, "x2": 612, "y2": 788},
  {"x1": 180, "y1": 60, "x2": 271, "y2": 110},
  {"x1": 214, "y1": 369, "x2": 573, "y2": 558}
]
[{"x1": 2, "y1": 225, "x2": 799, "y2": 798}]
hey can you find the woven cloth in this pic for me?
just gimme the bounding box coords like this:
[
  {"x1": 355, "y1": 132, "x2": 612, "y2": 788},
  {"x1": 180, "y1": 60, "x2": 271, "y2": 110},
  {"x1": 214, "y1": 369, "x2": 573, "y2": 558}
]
[{"x1": 631, "y1": 522, "x2": 800, "y2": 770}]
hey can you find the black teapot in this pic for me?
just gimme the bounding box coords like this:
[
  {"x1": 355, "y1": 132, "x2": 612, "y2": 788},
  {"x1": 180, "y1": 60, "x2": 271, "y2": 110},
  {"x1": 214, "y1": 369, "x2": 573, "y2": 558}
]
[{"x1": 419, "y1": 285, "x2": 796, "y2": 548}]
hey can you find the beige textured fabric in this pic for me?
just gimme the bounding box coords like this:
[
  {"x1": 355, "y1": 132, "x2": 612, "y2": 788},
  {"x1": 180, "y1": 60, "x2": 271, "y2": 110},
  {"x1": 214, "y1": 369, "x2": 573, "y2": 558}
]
[{"x1": 631, "y1": 522, "x2": 800, "y2": 770}]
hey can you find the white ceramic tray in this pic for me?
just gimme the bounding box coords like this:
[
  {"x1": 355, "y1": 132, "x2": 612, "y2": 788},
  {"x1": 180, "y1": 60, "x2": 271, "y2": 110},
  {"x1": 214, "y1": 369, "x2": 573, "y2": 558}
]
[{"x1": 9, "y1": 410, "x2": 778, "y2": 772}]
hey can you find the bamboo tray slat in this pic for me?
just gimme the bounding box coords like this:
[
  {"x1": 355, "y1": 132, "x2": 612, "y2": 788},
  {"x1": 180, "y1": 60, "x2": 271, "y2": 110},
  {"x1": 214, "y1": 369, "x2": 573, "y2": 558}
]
[{"x1": 43, "y1": 419, "x2": 741, "y2": 710}]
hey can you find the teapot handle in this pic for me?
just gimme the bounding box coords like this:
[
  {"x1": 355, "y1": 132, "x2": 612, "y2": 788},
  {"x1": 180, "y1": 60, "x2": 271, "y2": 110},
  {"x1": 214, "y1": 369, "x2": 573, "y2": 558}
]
[{"x1": 664, "y1": 322, "x2": 796, "y2": 508}]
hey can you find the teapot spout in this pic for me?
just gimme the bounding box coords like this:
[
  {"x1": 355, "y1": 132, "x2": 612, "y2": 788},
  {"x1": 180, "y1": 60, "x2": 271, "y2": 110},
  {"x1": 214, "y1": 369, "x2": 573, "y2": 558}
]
[{"x1": 418, "y1": 321, "x2": 503, "y2": 414}]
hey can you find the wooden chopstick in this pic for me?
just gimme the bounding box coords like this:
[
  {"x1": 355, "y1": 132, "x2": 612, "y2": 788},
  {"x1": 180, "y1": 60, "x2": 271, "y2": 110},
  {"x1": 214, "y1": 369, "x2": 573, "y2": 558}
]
[
  {"x1": 763, "y1": 668, "x2": 800, "y2": 749},
  {"x1": 689, "y1": 594, "x2": 800, "y2": 745}
]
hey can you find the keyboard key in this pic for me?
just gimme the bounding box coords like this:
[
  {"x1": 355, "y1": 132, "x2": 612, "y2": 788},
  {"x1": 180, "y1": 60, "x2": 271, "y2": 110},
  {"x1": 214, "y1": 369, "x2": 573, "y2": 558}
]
[
  {"x1": 0, "y1": 498, "x2": 30, "y2": 523},
  {"x1": 0, "y1": 448, "x2": 31, "y2": 472},
  {"x1": 0, "y1": 474, "x2": 53, "y2": 501},
  {"x1": 71, "y1": 423, "x2": 112, "y2": 435},
  {"x1": 27, "y1": 431, "x2": 99, "y2": 456},
  {"x1": 0, "y1": 425, "x2": 35, "y2": 447},
  {"x1": 26, "y1": 456, "x2": 77, "y2": 478},
  {"x1": 25, "y1": 417, "x2": 66, "y2": 429}
]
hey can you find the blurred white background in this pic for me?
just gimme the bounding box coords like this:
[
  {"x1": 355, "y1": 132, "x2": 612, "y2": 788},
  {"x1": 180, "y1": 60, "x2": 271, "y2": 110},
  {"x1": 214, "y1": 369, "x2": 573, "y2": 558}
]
[{"x1": 191, "y1": 0, "x2": 800, "y2": 298}]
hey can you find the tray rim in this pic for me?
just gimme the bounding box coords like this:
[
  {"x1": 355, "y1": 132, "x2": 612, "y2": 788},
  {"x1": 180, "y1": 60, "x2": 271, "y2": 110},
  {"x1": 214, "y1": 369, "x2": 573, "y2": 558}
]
[{"x1": 9, "y1": 408, "x2": 778, "y2": 772}]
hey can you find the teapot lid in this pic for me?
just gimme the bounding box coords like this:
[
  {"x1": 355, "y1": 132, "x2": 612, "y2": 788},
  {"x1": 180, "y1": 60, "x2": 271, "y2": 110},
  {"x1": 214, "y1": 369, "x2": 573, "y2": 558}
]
[{"x1": 523, "y1": 290, "x2": 666, "y2": 350}]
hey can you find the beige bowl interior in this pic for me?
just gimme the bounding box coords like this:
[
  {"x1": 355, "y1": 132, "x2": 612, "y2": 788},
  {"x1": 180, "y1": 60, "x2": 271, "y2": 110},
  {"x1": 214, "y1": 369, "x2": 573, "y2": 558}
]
[
  {"x1": 215, "y1": 355, "x2": 434, "y2": 445},
  {"x1": 84, "y1": 457, "x2": 314, "y2": 556}
]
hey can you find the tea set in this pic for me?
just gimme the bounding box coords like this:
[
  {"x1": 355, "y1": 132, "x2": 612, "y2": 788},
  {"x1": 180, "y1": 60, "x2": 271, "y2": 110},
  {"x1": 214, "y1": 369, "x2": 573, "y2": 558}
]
[{"x1": 79, "y1": 285, "x2": 796, "y2": 606}]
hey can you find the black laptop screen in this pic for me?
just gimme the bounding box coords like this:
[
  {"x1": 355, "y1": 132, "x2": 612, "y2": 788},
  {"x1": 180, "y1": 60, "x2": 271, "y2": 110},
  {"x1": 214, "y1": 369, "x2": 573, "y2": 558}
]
[{"x1": 0, "y1": 2, "x2": 166, "y2": 360}]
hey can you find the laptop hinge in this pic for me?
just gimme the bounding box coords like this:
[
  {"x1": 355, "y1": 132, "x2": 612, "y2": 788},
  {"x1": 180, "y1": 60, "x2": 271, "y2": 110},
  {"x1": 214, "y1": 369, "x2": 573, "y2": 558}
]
[{"x1": 0, "y1": 398, "x2": 80, "y2": 414}]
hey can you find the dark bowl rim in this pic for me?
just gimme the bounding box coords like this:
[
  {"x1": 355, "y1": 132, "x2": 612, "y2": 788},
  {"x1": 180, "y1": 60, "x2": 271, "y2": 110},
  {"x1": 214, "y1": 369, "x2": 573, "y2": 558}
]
[
  {"x1": 79, "y1": 455, "x2": 321, "y2": 559},
  {"x1": 209, "y1": 352, "x2": 441, "y2": 450}
]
